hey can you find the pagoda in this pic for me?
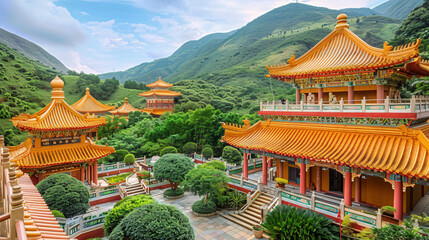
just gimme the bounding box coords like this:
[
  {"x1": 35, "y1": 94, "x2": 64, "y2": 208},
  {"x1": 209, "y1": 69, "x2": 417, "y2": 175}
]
[
  {"x1": 71, "y1": 87, "x2": 116, "y2": 116},
  {"x1": 222, "y1": 14, "x2": 429, "y2": 221},
  {"x1": 8, "y1": 76, "x2": 115, "y2": 185},
  {"x1": 139, "y1": 77, "x2": 181, "y2": 116},
  {"x1": 109, "y1": 97, "x2": 142, "y2": 116}
]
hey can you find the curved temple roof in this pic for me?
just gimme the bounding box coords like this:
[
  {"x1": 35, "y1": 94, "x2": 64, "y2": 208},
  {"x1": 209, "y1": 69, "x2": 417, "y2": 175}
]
[
  {"x1": 222, "y1": 120, "x2": 429, "y2": 179},
  {"x1": 11, "y1": 76, "x2": 106, "y2": 131},
  {"x1": 109, "y1": 97, "x2": 142, "y2": 115},
  {"x1": 266, "y1": 14, "x2": 423, "y2": 79},
  {"x1": 139, "y1": 89, "x2": 181, "y2": 97},
  {"x1": 146, "y1": 77, "x2": 173, "y2": 88},
  {"x1": 71, "y1": 88, "x2": 116, "y2": 114}
]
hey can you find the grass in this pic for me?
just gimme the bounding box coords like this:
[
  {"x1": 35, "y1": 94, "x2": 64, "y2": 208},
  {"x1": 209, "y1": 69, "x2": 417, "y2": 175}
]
[{"x1": 105, "y1": 172, "x2": 132, "y2": 184}]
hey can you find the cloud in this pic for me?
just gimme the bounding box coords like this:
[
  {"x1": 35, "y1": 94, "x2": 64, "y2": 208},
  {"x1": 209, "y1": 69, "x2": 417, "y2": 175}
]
[{"x1": 2, "y1": 0, "x2": 87, "y2": 47}]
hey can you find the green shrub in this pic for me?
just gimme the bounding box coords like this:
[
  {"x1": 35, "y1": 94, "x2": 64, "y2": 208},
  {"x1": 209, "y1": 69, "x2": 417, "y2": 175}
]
[
  {"x1": 108, "y1": 204, "x2": 194, "y2": 240},
  {"x1": 222, "y1": 146, "x2": 242, "y2": 164},
  {"x1": 104, "y1": 194, "x2": 156, "y2": 236},
  {"x1": 228, "y1": 190, "x2": 246, "y2": 210},
  {"x1": 160, "y1": 146, "x2": 178, "y2": 156},
  {"x1": 104, "y1": 172, "x2": 132, "y2": 184},
  {"x1": 261, "y1": 205, "x2": 339, "y2": 240},
  {"x1": 154, "y1": 153, "x2": 194, "y2": 191},
  {"x1": 112, "y1": 149, "x2": 130, "y2": 162},
  {"x1": 51, "y1": 210, "x2": 65, "y2": 218},
  {"x1": 36, "y1": 173, "x2": 89, "y2": 218},
  {"x1": 202, "y1": 160, "x2": 226, "y2": 171},
  {"x1": 183, "y1": 142, "x2": 197, "y2": 154},
  {"x1": 202, "y1": 147, "x2": 213, "y2": 159},
  {"x1": 191, "y1": 199, "x2": 217, "y2": 214},
  {"x1": 371, "y1": 219, "x2": 427, "y2": 239},
  {"x1": 123, "y1": 153, "x2": 135, "y2": 165},
  {"x1": 163, "y1": 188, "x2": 184, "y2": 197}
]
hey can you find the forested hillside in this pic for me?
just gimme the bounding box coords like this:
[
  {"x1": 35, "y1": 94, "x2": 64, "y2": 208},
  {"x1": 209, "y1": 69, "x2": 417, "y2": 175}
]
[{"x1": 373, "y1": 0, "x2": 424, "y2": 19}]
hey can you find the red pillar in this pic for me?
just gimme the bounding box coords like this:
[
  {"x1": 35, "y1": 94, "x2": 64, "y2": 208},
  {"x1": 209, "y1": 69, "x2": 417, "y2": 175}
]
[
  {"x1": 88, "y1": 164, "x2": 92, "y2": 184},
  {"x1": 278, "y1": 161, "x2": 284, "y2": 178},
  {"x1": 243, "y1": 153, "x2": 248, "y2": 179},
  {"x1": 394, "y1": 180, "x2": 403, "y2": 220},
  {"x1": 318, "y1": 84, "x2": 323, "y2": 103},
  {"x1": 316, "y1": 166, "x2": 322, "y2": 191},
  {"x1": 262, "y1": 156, "x2": 268, "y2": 185},
  {"x1": 296, "y1": 88, "x2": 301, "y2": 103},
  {"x1": 80, "y1": 167, "x2": 85, "y2": 183},
  {"x1": 355, "y1": 177, "x2": 361, "y2": 203},
  {"x1": 348, "y1": 82, "x2": 354, "y2": 104},
  {"x1": 268, "y1": 158, "x2": 273, "y2": 168},
  {"x1": 344, "y1": 171, "x2": 352, "y2": 206},
  {"x1": 377, "y1": 85, "x2": 384, "y2": 103},
  {"x1": 300, "y1": 162, "x2": 306, "y2": 194},
  {"x1": 93, "y1": 161, "x2": 98, "y2": 185}
]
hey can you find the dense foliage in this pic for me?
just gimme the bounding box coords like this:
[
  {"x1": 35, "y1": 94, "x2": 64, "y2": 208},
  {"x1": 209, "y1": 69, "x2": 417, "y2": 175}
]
[
  {"x1": 222, "y1": 146, "x2": 242, "y2": 164},
  {"x1": 36, "y1": 173, "x2": 89, "y2": 218},
  {"x1": 153, "y1": 154, "x2": 194, "y2": 190},
  {"x1": 201, "y1": 160, "x2": 226, "y2": 171},
  {"x1": 202, "y1": 147, "x2": 213, "y2": 159},
  {"x1": 261, "y1": 205, "x2": 339, "y2": 240},
  {"x1": 71, "y1": 72, "x2": 120, "y2": 100},
  {"x1": 160, "y1": 146, "x2": 178, "y2": 156},
  {"x1": 108, "y1": 204, "x2": 194, "y2": 240},
  {"x1": 104, "y1": 194, "x2": 155, "y2": 236},
  {"x1": 191, "y1": 199, "x2": 217, "y2": 214},
  {"x1": 51, "y1": 210, "x2": 65, "y2": 218},
  {"x1": 123, "y1": 153, "x2": 135, "y2": 165},
  {"x1": 163, "y1": 187, "x2": 185, "y2": 197},
  {"x1": 371, "y1": 219, "x2": 429, "y2": 239},
  {"x1": 183, "y1": 142, "x2": 197, "y2": 155}
]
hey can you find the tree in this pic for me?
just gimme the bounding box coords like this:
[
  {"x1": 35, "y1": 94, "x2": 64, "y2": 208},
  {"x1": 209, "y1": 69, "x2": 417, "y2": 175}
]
[
  {"x1": 183, "y1": 142, "x2": 197, "y2": 155},
  {"x1": 123, "y1": 153, "x2": 135, "y2": 166},
  {"x1": 182, "y1": 167, "x2": 229, "y2": 205},
  {"x1": 202, "y1": 147, "x2": 213, "y2": 160},
  {"x1": 201, "y1": 160, "x2": 226, "y2": 171},
  {"x1": 154, "y1": 154, "x2": 194, "y2": 191},
  {"x1": 108, "y1": 204, "x2": 194, "y2": 240},
  {"x1": 104, "y1": 194, "x2": 155, "y2": 236},
  {"x1": 160, "y1": 146, "x2": 178, "y2": 156},
  {"x1": 222, "y1": 146, "x2": 242, "y2": 164},
  {"x1": 36, "y1": 173, "x2": 89, "y2": 218},
  {"x1": 111, "y1": 149, "x2": 130, "y2": 162}
]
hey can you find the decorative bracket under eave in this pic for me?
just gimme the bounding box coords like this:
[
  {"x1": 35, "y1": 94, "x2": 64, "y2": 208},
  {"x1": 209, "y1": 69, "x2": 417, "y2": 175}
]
[{"x1": 384, "y1": 178, "x2": 415, "y2": 192}]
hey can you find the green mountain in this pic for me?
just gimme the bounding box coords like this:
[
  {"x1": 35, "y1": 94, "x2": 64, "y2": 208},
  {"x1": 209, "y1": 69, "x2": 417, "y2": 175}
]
[
  {"x1": 373, "y1": 0, "x2": 424, "y2": 19},
  {"x1": 0, "y1": 27, "x2": 68, "y2": 73},
  {"x1": 100, "y1": 3, "x2": 400, "y2": 86}
]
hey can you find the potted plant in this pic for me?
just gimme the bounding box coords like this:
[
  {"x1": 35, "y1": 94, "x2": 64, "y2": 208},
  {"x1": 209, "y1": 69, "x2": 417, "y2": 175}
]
[
  {"x1": 275, "y1": 178, "x2": 288, "y2": 188},
  {"x1": 253, "y1": 225, "x2": 263, "y2": 239},
  {"x1": 380, "y1": 206, "x2": 399, "y2": 224}
]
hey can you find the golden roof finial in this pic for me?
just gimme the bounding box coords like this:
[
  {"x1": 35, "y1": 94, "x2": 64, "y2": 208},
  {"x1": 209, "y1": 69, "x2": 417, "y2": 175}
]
[
  {"x1": 50, "y1": 76, "x2": 65, "y2": 100},
  {"x1": 287, "y1": 55, "x2": 296, "y2": 66},
  {"x1": 335, "y1": 14, "x2": 349, "y2": 29},
  {"x1": 124, "y1": 97, "x2": 128, "y2": 103},
  {"x1": 86, "y1": 87, "x2": 90, "y2": 93}
]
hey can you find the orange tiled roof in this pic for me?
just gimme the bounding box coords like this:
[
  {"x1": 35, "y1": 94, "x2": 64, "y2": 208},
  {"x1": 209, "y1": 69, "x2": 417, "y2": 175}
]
[
  {"x1": 141, "y1": 108, "x2": 173, "y2": 116},
  {"x1": 12, "y1": 77, "x2": 106, "y2": 131},
  {"x1": 109, "y1": 97, "x2": 141, "y2": 116},
  {"x1": 139, "y1": 89, "x2": 181, "y2": 97},
  {"x1": 146, "y1": 77, "x2": 173, "y2": 88},
  {"x1": 9, "y1": 138, "x2": 114, "y2": 169},
  {"x1": 19, "y1": 174, "x2": 70, "y2": 239},
  {"x1": 266, "y1": 14, "x2": 422, "y2": 79},
  {"x1": 222, "y1": 120, "x2": 429, "y2": 179},
  {"x1": 71, "y1": 88, "x2": 116, "y2": 114}
]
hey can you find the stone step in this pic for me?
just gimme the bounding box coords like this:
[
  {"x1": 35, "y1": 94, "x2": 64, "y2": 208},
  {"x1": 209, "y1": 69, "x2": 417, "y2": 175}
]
[
  {"x1": 244, "y1": 209, "x2": 261, "y2": 219},
  {"x1": 220, "y1": 214, "x2": 253, "y2": 230},
  {"x1": 258, "y1": 194, "x2": 273, "y2": 202},
  {"x1": 248, "y1": 206, "x2": 262, "y2": 214},
  {"x1": 231, "y1": 213, "x2": 259, "y2": 227},
  {"x1": 239, "y1": 212, "x2": 260, "y2": 223}
]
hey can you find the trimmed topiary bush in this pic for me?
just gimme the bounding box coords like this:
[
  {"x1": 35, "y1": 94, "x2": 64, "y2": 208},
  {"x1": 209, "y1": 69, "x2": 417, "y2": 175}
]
[
  {"x1": 104, "y1": 194, "x2": 156, "y2": 236},
  {"x1": 154, "y1": 153, "x2": 194, "y2": 191},
  {"x1": 222, "y1": 146, "x2": 242, "y2": 164},
  {"x1": 183, "y1": 142, "x2": 197, "y2": 155},
  {"x1": 202, "y1": 160, "x2": 226, "y2": 171},
  {"x1": 261, "y1": 205, "x2": 339, "y2": 240},
  {"x1": 191, "y1": 199, "x2": 217, "y2": 214},
  {"x1": 51, "y1": 210, "x2": 65, "y2": 218},
  {"x1": 123, "y1": 153, "x2": 135, "y2": 165},
  {"x1": 202, "y1": 147, "x2": 213, "y2": 160},
  {"x1": 36, "y1": 173, "x2": 89, "y2": 218},
  {"x1": 107, "y1": 204, "x2": 194, "y2": 240},
  {"x1": 163, "y1": 188, "x2": 184, "y2": 198},
  {"x1": 160, "y1": 146, "x2": 178, "y2": 156}
]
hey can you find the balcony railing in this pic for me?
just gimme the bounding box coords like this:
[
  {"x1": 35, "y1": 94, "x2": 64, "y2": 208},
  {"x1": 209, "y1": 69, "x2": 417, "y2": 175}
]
[{"x1": 260, "y1": 95, "x2": 429, "y2": 116}]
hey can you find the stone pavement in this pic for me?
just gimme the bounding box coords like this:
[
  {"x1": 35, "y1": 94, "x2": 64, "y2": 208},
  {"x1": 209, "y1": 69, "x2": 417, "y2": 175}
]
[
  {"x1": 150, "y1": 189, "x2": 269, "y2": 240},
  {"x1": 410, "y1": 191, "x2": 429, "y2": 218}
]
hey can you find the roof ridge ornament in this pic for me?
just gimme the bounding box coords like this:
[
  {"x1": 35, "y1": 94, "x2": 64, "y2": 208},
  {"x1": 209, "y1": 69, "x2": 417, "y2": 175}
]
[
  {"x1": 287, "y1": 55, "x2": 296, "y2": 66},
  {"x1": 50, "y1": 76, "x2": 65, "y2": 100},
  {"x1": 382, "y1": 41, "x2": 393, "y2": 56},
  {"x1": 335, "y1": 14, "x2": 349, "y2": 30}
]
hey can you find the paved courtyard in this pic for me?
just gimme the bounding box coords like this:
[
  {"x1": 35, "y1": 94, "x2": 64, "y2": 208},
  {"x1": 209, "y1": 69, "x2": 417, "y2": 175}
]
[{"x1": 150, "y1": 189, "x2": 269, "y2": 240}]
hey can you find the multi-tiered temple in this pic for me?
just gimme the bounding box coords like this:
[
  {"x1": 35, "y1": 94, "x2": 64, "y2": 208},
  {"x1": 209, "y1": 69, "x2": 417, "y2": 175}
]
[
  {"x1": 222, "y1": 14, "x2": 429, "y2": 221},
  {"x1": 8, "y1": 76, "x2": 115, "y2": 185},
  {"x1": 139, "y1": 77, "x2": 181, "y2": 116},
  {"x1": 109, "y1": 97, "x2": 142, "y2": 116},
  {"x1": 71, "y1": 87, "x2": 116, "y2": 116}
]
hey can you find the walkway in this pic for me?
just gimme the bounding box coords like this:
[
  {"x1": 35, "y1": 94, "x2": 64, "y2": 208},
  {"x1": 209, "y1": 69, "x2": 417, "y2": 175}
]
[
  {"x1": 150, "y1": 189, "x2": 269, "y2": 240},
  {"x1": 410, "y1": 191, "x2": 429, "y2": 217}
]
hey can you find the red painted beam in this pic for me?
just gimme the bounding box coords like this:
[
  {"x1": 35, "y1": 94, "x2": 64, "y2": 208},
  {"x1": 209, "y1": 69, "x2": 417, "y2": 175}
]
[{"x1": 258, "y1": 111, "x2": 417, "y2": 119}]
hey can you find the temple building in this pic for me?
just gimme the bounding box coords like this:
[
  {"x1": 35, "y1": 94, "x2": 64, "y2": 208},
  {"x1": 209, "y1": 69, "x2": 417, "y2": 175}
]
[
  {"x1": 139, "y1": 77, "x2": 181, "y2": 116},
  {"x1": 109, "y1": 97, "x2": 142, "y2": 116},
  {"x1": 222, "y1": 14, "x2": 429, "y2": 221},
  {"x1": 71, "y1": 87, "x2": 116, "y2": 116},
  {"x1": 8, "y1": 76, "x2": 115, "y2": 185}
]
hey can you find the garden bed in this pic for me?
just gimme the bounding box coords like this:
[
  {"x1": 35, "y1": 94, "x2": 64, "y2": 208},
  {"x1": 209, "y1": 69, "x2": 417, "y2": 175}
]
[{"x1": 105, "y1": 172, "x2": 132, "y2": 185}]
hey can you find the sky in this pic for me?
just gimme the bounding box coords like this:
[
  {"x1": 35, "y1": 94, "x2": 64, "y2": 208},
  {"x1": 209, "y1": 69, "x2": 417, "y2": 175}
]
[{"x1": 0, "y1": 0, "x2": 389, "y2": 74}]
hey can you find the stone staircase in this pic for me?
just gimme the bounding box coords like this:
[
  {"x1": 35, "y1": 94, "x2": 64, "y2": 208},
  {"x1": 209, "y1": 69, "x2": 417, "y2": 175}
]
[
  {"x1": 221, "y1": 192, "x2": 274, "y2": 230},
  {"x1": 124, "y1": 183, "x2": 146, "y2": 197}
]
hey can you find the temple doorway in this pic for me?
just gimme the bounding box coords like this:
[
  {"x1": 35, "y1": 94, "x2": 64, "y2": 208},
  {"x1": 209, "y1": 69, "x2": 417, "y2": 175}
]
[{"x1": 329, "y1": 169, "x2": 343, "y2": 194}]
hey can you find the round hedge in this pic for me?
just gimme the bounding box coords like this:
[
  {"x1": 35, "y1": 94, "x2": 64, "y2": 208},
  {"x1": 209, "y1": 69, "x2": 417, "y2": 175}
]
[
  {"x1": 108, "y1": 204, "x2": 194, "y2": 240},
  {"x1": 222, "y1": 146, "x2": 242, "y2": 164},
  {"x1": 160, "y1": 146, "x2": 178, "y2": 156},
  {"x1": 36, "y1": 173, "x2": 89, "y2": 218},
  {"x1": 104, "y1": 194, "x2": 156, "y2": 236},
  {"x1": 183, "y1": 142, "x2": 197, "y2": 154},
  {"x1": 191, "y1": 199, "x2": 217, "y2": 214},
  {"x1": 163, "y1": 188, "x2": 184, "y2": 197},
  {"x1": 51, "y1": 210, "x2": 65, "y2": 218},
  {"x1": 202, "y1": 147, "x2": 213, "y2": 160},
  {"x1": 123, "y1": 153, "x2": 135, "y2": 165}
]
